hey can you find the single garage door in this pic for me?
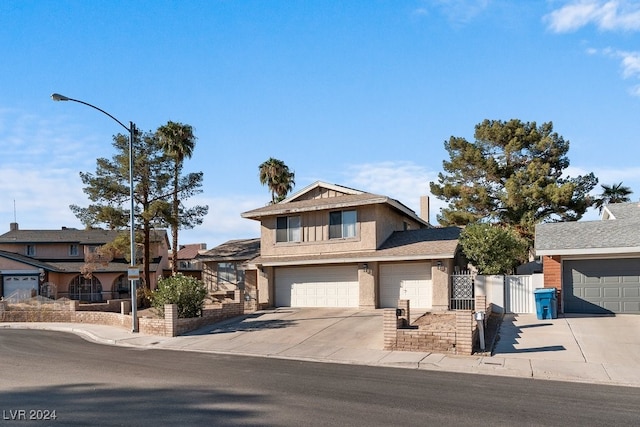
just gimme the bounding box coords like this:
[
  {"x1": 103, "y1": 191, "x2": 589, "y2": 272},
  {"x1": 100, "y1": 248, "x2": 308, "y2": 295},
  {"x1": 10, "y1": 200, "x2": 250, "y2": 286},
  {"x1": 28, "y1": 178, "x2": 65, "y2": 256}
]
[
  {"x1": 275, "y1": 265, "x2": 359, "y2": 307},
  {"x1": 380, "y1": 262, "x2": 432, "y2": 309},
  {"x1": 564, "y1": 259, "x2": 640, "y2": 314},
  {"x1": 2, "y1": 275, "x2": 39, "y2": 300}
]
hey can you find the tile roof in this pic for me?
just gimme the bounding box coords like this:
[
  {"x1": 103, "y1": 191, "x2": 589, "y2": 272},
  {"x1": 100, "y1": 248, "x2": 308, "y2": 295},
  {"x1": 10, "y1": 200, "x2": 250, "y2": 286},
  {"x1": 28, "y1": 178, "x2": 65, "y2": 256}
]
[
  {"x1": 0, "y1": 228, "x2": 167, "y2": 244},
  {"x1": 242, "y1": 193, "x2": 390, "y2": 217},
  {"x1": 0, "y1": 250, "x2": 60, "y2": 271},
  {"x1": 175, "y1": 243, "x2": 207, "y2": 260},
  {"x1": 198, "y1": 238, "x2": 261, "y2": 262},
  {"x1": 535, "y1": 203, "x2": 640, "y2": 256},
  {"x1": 242, "y1": 181, "x2": 430, "y2": 226},
  {"x1": 602, "y1": 202, "x2": 640, "y2": 220},
  {"x1": 252, "y1": 227, "x2": 460, "y2": 266}
]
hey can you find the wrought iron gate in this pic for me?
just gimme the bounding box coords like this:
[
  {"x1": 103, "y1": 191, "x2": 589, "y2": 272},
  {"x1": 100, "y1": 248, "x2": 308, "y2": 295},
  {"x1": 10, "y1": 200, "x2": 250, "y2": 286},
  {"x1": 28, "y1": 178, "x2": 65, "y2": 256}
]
[{"x1": 450, "y1": 272, "x2": 475, "y2": 310}]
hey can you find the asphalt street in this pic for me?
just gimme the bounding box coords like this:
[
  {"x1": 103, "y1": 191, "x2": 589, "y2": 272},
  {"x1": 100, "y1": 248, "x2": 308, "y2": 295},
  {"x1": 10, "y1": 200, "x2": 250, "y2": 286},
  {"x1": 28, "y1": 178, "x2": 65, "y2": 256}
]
[{"x1": 1, "y1": 329, "x2": 640, "y2": 427}]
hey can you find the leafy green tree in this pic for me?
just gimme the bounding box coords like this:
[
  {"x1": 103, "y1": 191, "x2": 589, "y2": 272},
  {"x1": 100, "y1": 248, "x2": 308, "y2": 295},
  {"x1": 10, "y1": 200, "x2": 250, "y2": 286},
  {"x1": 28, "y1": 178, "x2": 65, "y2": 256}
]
[
  {"x1": 459, "y1": 223, "x2": 529, "y2": 275},
  {"x1": 594, "y1": 182, "x2": 633, "y2": 213},
  {"x1": 151, "y1": 274, "x2": 208, "y2": 318},
  {"x1": 258, "y1": 157, "x2": 295, "y2": 203},
  {"x1": 157, "y1": 121, "x2": 209, "y2": 275},
  {"x1": 429, "y1": 119, "x2": 598, "y2": 246}
]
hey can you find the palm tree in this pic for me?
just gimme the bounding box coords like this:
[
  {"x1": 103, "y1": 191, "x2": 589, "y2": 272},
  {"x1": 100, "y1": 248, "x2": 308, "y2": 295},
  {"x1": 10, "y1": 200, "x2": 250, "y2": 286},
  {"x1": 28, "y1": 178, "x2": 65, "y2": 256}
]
[
  {"x1": 157, "y1": 121, "x2": 196, "y2": 274},
  {"x1": 594, "y1": 182, "x2": 633, "y2": 213},
  {"x1": 259, "y1": 158, "x2": 295, "y2": 203}
]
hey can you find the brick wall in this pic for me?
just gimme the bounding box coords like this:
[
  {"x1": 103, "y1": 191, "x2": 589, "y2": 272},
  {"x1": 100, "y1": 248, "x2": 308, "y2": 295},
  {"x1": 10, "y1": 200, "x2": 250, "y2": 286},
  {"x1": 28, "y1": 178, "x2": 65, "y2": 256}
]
[
  {"x1": 542, "y1": 255, "x2": 562, "y2": 312},
  {"x1": 542, "y1": 256, "x2": 561, "y2": 288},
  {"x1": 383, "y1": 296, "x2": 490, "y2": 355},
  {"x1": 0, "y1": 296, "x2": 245, "y2": 338}
]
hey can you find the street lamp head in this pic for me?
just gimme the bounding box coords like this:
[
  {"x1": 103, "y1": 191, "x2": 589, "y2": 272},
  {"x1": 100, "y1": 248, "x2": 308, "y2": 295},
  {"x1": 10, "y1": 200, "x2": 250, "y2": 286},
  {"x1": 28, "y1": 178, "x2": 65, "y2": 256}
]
[{"x1": 51, "y1": 93, "x2": 71, "y2": 101}]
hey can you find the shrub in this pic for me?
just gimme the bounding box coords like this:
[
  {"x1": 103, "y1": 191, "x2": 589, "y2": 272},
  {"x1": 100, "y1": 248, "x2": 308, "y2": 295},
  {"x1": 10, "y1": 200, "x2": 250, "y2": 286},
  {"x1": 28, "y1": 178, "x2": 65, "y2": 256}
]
[
  {"x1": 459, "y1": 223, "x2": 529, "y2": 275},
  {"x1": 151, "y1": 274, "x2": 207, "y2": 318}
]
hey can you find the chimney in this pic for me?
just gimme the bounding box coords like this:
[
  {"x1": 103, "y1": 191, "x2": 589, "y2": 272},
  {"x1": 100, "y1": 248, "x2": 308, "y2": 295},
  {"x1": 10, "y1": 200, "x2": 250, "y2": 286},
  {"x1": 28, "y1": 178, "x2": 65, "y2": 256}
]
[
  {"x1": 10, "y1": 222, "x2": 18, "y2": 231},
  {"x1": 420, "y1": 196, "x2": 430, "y2": 224}
]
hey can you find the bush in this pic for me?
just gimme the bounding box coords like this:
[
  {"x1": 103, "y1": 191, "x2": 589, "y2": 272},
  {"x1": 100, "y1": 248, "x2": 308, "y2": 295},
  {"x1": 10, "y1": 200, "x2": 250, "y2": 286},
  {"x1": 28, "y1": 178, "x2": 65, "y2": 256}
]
[
  {"x1": 459, "y1": 223, "x2": 529, "y2": 275},
  {"x1": 151, "y1": 274, "x2": 207, "y2": 318}
]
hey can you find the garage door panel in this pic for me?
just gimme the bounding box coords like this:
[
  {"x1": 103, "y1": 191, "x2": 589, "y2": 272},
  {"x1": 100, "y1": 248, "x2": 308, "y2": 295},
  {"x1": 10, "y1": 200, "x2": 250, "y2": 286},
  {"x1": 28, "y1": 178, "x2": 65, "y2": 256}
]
[
  {"x1": 624, "y1": 301, "x2": 640, "y2": 311},
  {"x1": 564, "y1": 259, "x2": 640, "y2": 314},
  {"x1": 380, "y1": 262, "x2": 432, "y2": 309},
  {"x1": 624, "y1": 287, "x2": 640, "y2": 297},
  {"x1": 276, "y1": 266, "x2": 359, "y2": 308}
]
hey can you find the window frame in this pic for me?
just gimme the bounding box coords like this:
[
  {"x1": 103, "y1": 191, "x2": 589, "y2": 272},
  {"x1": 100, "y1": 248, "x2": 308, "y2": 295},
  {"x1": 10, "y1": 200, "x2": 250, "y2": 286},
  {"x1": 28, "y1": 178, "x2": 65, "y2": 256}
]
[
  {"x1": 276, "y1": 215, "x2": 301, "y2": 243},
  {"x1": 69, "y1": 244, "x2": 79, "y2": 256},
  {"x1": 26, "y1": 244, "x2": 36, "y2": 256},
  {"x1": 329, "y1": 210, "x2": 357, "y2": 239},
  {"x1": 217, "y1": 262, "x2": 245, "y2": 287}
]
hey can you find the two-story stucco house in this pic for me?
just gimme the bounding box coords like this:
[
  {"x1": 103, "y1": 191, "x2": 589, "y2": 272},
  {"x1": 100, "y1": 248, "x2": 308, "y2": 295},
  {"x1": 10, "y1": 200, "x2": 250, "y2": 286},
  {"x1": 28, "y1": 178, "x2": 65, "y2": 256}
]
[
  {"x1": 241, "y1": 182, "x2": 463, "y2": 311},
  {"x1": 0, "y1": 223, "x2": 170, "y2": 301}
]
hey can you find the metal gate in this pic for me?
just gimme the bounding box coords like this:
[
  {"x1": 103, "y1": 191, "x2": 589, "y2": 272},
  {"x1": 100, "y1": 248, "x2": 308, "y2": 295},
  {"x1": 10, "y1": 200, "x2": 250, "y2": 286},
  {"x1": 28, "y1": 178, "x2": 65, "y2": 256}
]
[{"x1": 450, "y1": 272, "x2": 475, "y2": 310}]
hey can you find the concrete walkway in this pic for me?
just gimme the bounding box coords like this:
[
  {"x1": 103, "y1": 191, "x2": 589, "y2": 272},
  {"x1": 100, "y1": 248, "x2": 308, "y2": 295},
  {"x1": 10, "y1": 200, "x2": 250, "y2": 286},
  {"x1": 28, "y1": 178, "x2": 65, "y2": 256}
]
[{"x1": 2, "y1": 309, "x2": 639, "y2": 388}]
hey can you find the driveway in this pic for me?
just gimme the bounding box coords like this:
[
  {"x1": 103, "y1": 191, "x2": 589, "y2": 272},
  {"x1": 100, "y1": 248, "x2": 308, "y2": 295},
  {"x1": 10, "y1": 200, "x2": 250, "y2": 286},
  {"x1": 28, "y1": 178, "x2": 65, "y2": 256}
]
[
  {"x1": 165, "y1": 307, "x2": 385, "y2": 361},
  {"x1": 493, "y1": 313, "x2": 640, "y2": 383}
]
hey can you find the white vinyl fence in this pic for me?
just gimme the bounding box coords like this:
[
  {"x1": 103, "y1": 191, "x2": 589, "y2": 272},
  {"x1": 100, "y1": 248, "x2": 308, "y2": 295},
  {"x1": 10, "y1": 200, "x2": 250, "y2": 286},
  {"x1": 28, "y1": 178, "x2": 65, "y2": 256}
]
[{"x1": 474, "y1": 273, "x2": 543, "y2": 314}]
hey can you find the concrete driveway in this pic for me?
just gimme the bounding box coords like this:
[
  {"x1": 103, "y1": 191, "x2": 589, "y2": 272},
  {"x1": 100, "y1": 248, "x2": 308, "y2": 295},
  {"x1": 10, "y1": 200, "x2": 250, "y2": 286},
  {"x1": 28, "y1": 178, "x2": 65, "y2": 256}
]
[
  {"x1": 167, "y1": 307, "x2": 385, "y2": 361},
  {"x1": 493, "y1": 313, "x2": 640, "y2": 384}
]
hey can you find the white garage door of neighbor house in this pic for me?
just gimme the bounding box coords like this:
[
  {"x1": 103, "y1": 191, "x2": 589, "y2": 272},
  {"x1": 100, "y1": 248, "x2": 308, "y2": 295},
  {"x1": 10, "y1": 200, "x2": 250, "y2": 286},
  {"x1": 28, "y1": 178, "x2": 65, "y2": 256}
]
[
  {"x1": 380, "y1": 262, "x2": 432, "y2": 309},
  {"x1": 275, "y1": 265, "x2": 359, "y2": 307},
  {"x1": 3, "y1": 275, "x2": 39, "y2": 299}
]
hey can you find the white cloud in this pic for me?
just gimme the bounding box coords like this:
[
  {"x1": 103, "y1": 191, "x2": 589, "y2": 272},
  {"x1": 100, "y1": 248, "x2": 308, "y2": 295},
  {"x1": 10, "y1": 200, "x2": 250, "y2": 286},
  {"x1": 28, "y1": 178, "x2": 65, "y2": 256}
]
[
  {"x1": 617, "y1": 49, "x2": 640, "y2": 77},
  {"x1": 179, "y1": 194, "x2": 262, "y2": 248},
  {"x1": 342, "y1": 161, "x2": 446, "y2": 224},
  {"x1": 545, "y1": 0, "x2": 640, "y2": 33},
  {"x1": 586, "y1": 47, "x2": 640, "y2": 95}
]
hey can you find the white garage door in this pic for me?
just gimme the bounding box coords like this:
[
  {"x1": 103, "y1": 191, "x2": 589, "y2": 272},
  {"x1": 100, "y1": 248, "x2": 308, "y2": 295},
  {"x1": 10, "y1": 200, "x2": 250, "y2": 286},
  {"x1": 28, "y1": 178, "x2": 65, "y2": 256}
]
[
  {"x1": 3, "y1": 275, "x2": 39, "y2": 300},
  {"x1": 275, "y1": 265, "x2": 359, "y2": 307},
  {"x1": 380, "y1": 262, "x2": 432, "y2": 309}
]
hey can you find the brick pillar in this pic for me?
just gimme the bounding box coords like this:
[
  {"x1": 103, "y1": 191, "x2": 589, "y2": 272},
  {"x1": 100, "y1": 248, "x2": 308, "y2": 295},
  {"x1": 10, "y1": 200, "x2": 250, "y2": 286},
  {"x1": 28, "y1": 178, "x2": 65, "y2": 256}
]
[
  {"x1": 455, "y1": 310, "x2": 473, "y2": 355},
  {"x1": 383, "y1": 309, "x2": 398, "y2": 350},
  {"x1": 397, "y1": 299, "x2": 410, "y2": 327},
  {"x1": 165, "y1": 304, "x2": 178, "y2": 337},
  {"x1": 475, "y1": 295, "x2": 487, "y2": 313}
]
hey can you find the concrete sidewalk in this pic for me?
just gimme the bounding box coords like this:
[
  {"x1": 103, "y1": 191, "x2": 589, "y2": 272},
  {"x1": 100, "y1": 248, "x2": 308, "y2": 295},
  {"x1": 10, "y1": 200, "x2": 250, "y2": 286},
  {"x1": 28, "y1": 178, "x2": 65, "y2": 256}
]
[{"x1": 2, "y1": 310, "x2": 639, "y2": 388}]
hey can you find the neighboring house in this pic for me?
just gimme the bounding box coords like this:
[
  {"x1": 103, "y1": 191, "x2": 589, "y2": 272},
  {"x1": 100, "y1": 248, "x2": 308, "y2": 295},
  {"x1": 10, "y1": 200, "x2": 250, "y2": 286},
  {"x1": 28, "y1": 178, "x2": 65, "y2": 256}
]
[
  {"x1": 0, "y1": 223, "x2": 170, "y2": 301},
  {"x1": 168, "y1": 243, "x2": 207, "y2": 279},
  {"x1": 240, "y1": 181, "x2": 463, "y2": 311},
  {"x1": 197, "y1": 238, "x2": 260, "y2": 303},
  {"x1": 535, "y1": 202, "x2": 640, "y2": 314}
]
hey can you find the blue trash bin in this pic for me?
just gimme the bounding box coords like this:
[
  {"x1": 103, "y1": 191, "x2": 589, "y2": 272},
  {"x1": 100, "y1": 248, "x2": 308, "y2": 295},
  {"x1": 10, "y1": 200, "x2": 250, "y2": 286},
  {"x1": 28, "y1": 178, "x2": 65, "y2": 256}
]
[{"x1": 534, "y1": 288, "x2": 557, "y2": 320}]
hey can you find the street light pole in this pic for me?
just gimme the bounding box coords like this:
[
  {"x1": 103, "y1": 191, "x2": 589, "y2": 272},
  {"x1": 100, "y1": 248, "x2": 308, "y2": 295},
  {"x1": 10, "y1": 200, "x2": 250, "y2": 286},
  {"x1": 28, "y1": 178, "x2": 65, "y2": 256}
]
[{"x1": 51, "y1": 93, "x2": 139, "y2": 333}]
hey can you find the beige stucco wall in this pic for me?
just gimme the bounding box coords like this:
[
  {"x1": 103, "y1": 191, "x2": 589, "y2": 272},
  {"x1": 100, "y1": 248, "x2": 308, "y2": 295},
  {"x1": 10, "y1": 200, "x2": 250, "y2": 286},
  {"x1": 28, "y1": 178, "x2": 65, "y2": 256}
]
[
  {"x1": 431, "y1": 259, "x2": 452, "y2": 311},
  {"x1": 259, "y1": 204, "x2": 425, "y2": 258},
  {"x1": 358, "y1": 262, "x2": 377, "y2": 309}
]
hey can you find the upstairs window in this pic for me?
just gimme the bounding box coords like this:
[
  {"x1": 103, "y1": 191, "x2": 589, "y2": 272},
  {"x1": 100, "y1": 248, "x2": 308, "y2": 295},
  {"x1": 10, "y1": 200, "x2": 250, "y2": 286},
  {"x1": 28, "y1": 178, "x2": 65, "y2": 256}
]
[
  {"x1": 276, "y1": 216, "x2": 301, "y2": 243},
  {"x1": 69, "y1": 244, "x2": 79, "y2": 256},
  {"x1": 329, "y1": 210, "x2": 357, "y2": 239},
  {"x1": 26, "y1": 244, "x2": 36, "y2": 256}
]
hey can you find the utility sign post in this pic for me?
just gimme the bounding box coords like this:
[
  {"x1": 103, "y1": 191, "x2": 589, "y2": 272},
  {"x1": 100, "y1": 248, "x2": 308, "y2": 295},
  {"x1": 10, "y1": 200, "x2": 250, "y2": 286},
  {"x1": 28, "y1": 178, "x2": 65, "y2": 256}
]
[{"x1": 128, "y1": 268, "x2": 140, "y2": 281}]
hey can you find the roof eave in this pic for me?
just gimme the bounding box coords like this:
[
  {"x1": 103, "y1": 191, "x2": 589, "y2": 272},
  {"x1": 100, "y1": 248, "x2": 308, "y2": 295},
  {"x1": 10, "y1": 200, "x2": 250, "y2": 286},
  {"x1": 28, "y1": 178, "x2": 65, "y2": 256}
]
[{"x1": 536, "y1": 246, "x2": 640, "y2": 257}]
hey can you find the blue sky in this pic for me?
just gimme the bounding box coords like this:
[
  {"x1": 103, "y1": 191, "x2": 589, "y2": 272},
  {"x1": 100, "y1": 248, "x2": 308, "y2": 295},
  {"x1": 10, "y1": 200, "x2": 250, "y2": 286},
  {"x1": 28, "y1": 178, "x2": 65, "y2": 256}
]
[{"x1": 1, "y1": 0, "x2": 639, "y2": 248}]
